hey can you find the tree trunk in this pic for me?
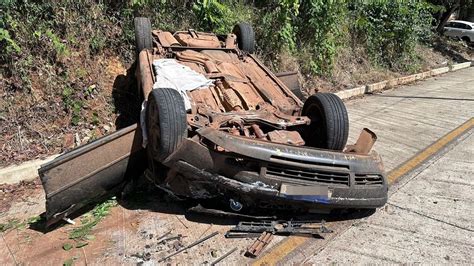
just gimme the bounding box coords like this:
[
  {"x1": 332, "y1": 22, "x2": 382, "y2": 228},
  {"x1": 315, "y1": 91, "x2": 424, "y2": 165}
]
[{"x1": 436, "y1": 4, "x2": 460, "y2": 34}]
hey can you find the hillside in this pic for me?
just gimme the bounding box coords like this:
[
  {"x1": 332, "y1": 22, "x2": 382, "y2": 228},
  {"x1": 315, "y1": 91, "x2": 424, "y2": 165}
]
[{"x1": 1, "y1": 1, "x2": 472, "y2": 166}]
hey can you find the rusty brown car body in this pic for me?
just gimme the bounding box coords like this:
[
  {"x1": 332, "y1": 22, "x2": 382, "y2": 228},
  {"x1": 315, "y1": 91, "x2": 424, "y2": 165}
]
[{"x1": 39, "y1": 19, "x2": 387, "y2": 225}]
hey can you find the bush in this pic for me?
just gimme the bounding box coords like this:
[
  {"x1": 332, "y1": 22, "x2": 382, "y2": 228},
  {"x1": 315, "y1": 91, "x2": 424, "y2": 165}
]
[
  {"x1": 349, "y1": 0, "x2": 434, "y2": 71},
  {"x1": 297, "y1": 0, "x2": 347, "y2": 75},
  {"x1": 0, "y1": 0, "x2": 439, "y2": 94}
]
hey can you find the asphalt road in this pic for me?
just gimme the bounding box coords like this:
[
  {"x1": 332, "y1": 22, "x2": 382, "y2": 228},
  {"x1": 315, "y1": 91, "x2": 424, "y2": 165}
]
[
  {"x1": 256, "y1": 67, "x2": 474, "y2": 265},
  {"x1": 1, "y1": 67, "x2": 473, "y2": 265}
]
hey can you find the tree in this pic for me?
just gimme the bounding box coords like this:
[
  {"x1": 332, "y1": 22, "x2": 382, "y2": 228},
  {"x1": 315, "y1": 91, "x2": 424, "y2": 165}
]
[{"x1": 427, "y1": 0, "x2": 473, "y2": 33}]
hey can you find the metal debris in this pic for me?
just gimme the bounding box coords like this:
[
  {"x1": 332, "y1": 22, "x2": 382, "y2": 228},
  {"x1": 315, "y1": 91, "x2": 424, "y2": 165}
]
[
  {"x1": 210, "y1": 247, "x2": 238, "y2": 265},
  {"x1": 158, "y1": 231, "x2": 219, "y2": 262},
  {"x1": 225, "y1": 220, "x2": 332, "y2": 238},
  {"x1": 156, "y1": 230, "x2": 172, "y2": 241},
  {"x1": 345, "y1": 128, "x2": 377, "y2": 154},
  {"x1": 188, "y1": 204, "x2": 277, "y2": 220},
  {"x1": 175, "y1": 215, "x2": 189, "y2": 229},
  {"x1": 245, "y1": 231, "x2": 274, "y2": 258},
  {"x1": 157, "y1": 235, "x2": 183, "y2": 245}
]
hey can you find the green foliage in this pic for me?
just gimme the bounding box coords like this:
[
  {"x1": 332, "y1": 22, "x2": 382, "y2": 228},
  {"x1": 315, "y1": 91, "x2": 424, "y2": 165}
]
[
  {"x1": 193, "y1": 0, "x2": 252, "y2": 34},
  {"x1": 1, "y1": 0, "x2": 438, "y2": 93},
  {"x1": 62, "y1": 243, "x2": 73, "y2": 251},
  {"x1": 350, "y1": 0, "x2": 434, "y2": 71},
  {"x1": 193, "y1": 0, "x2": 233, "y2": 34},
  {"x1": 0, "y1": 28, "x2": 20, "y2": 54},
  {"x1": 0, "y1": 219, "x2": 21, "y2": 232},
  {"x1": 259, "y1": 0, "x2": 300, "y2": 55},
  {"x1": 45, "y1": 29, "x2": 69, "y2": 57},
  {"x1": 0, "y1": 216, "x2": 43, "y2": 232},
  {"x1": 62, "y1": 86, "x2": 83, "y2": 126},
  {"x1": 69, "y1": 199, "x2": 117, "y2": 240},
  {"x1": 298, "y1": 0, "x2": 347, "y2": 75}
]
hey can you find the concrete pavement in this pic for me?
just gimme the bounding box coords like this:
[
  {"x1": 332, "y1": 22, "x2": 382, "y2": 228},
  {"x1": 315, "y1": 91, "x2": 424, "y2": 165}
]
[
  {"x1": 256, "y1": 67, "x2": 474, "y2": 265},
  {"x1": 306, "y1": 130, "x2": 473, "y2": 264}
]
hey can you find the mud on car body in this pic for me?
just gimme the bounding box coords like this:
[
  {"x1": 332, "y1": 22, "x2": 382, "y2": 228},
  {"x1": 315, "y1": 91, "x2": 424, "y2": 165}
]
[{"x1": 39, "y1": 18, "x2": 387, "y2": 226}]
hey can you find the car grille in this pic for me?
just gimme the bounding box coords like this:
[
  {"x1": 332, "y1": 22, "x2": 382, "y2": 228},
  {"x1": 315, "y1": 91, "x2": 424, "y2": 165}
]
[
  {"x1": 266, "y1": 163, "x2": 350, "y2": 186},
  {"x1": 355, "y1": 174, "x2": 384, "y2": 186}
]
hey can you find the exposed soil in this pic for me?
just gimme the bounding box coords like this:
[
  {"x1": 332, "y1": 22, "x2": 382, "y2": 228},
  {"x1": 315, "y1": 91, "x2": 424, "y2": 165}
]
[
  {"x1": 0, "y1": 53, "x2": 130, "y2": 168},
  {"x1": 311, "y1": 40, "x2": 473, "y2": 95},
  {"x1": 0, "y1": 183, "x2": 256, "y2": 265},
  {"x1": 0, "y1": 179, "x2": 42, "y2": 213}
]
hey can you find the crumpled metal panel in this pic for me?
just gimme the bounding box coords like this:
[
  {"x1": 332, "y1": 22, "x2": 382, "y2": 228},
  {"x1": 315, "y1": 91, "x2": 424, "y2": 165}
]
[{"x1": 39, "y1": 124, "x2": 146, "y2": 226}]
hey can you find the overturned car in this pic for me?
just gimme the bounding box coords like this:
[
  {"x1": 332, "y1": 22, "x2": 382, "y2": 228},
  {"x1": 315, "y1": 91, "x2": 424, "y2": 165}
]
[{"x1": 39, "y1": 18, "x2": 387, "y2": 225}]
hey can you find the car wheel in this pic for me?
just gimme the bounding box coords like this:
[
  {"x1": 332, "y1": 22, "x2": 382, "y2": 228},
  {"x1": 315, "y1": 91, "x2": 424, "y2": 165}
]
[
  {"x1": 302, "y1": 93, "x2": 349, "y2": 151},
  {"x1": 461, "y1": 36, "x2": 471, "y2": 43},
  {"x1": 134, "y1": 17, "x2": 153, "y2": 54},
  {"x1": 146, "y1": 88, "x2": 187, "y2": 162},
  {"x1": 232, "y1": 22, "x2": 255, "y2": 53}
]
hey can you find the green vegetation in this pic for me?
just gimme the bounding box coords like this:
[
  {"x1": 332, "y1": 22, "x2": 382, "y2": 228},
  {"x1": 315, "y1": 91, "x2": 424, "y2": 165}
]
[
  {"x1": 350, "y1": 1, "x2": 435, "y2": 71},
  {"x1": 1, "y1": 1, "x2": 448, "y2": 85},
  {"x1": 0, "y1": 1, "x2": 469, "y2": 165},
  {"x1": 0, "y1": 219, "x2": 22, "y2": 232},
  {"x1": 0, "y1": 216, "x2": 43, "y2": 232},
  {"x1": 62, "y1": 243, "x2": 73, "y2": 251},
  {"x1": 68, "y1": 198, "x2": 117, "y2": 240}
]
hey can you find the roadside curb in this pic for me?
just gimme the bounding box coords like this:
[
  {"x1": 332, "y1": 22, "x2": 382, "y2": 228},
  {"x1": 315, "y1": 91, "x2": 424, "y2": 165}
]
[
  {"x1": 0, "y1": 154, "x2": 60, "y2": 184},
  {"x1": 335, "y1": 61, "x2": 472, "y2": 100}
]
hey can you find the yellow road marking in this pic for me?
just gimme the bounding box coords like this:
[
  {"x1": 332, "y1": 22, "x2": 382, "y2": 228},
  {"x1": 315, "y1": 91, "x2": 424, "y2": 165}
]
[
  {"x1": 387, "y1": 117, "x2": 474, "y2": 183},
  {"x1": 253, "y1": 117, "x2": 474, "y2": 266}
]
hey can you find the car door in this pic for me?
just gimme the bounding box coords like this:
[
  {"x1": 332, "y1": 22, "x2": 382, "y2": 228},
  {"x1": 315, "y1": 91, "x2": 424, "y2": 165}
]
[
  {"x1": 459, "y1": 23, "x2": 473, "y2": 41},
  {"x1": 452, "y1": 22, "x2": 465, "y2": 38},
  {"x1": 38, "y1": 123, "x2": 147, "y2": 226},
  {"x1": 444, "y1": 22, "x2": 458, "y2": 38}
]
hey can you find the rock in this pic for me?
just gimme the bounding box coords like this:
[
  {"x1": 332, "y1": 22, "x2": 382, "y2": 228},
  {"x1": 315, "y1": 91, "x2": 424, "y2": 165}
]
[
  {"x1": 94, "y1": 128, "x2": 102, "y2": 138},
  {"x1": 75, "y1": 133, "x2": 81, "y2": 146},
  {"x1": 103, "y1": 125, "x2": 111, "y2": 132},
  {"x1": 63, "y1": 133, "x2": 74, "y2": 148}
]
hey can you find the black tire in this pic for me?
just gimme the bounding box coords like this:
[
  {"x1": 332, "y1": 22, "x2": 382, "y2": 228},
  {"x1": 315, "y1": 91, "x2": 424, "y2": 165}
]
[
  {"x1": 301, "y1": 93, "x2": 349, "y2": 151},
  {"x1": 461, "y1": 36, "x2": 471, "y2": 43},
  {"x1": 146, "y1": 88, "x2": 187, "y2": 162},
  {"x1": 134, "y1": 17, "x2": 153, "y2": 54},
  {"x1": 232, "y1": 22, "x2": 255, "y2": 53}
]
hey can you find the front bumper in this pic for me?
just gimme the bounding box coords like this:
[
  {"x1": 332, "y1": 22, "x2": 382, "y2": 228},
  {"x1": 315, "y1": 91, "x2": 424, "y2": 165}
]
[{"x1": 160, "y1": 128, "x2": 388, "y2": 210}]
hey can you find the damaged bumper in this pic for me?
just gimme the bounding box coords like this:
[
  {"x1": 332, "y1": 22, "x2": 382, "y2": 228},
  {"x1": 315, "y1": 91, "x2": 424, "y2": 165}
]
[{"x1": 160, "y1": 128, "x2": 388, "y2": 210}]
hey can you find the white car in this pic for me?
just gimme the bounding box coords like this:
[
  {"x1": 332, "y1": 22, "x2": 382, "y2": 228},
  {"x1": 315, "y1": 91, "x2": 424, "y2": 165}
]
[{"x1": 443, "y1": 20, "x2": 474, "y2": 43}]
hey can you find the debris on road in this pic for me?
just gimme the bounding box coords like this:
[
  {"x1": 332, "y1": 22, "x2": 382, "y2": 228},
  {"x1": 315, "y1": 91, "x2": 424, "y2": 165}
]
[
  {"x1": 245, "y1": 231, "x2": 274, "y2": 258},
  {"x1": 225, "y1": 220, "x2": 332, "y2": 238},
  {"x1": 158, "y1": 231, "x2": 219, "y2": 262},
  {"x1": 188, "y1": 204, "x2": 277, "y2": 220},
  {"x1": 156, "y1": 230, "x2": 172, "y2": 242},
  {"x1": 157, "y1": 234, "x2": 184, "y2": 245},
  {"x1": 210, "y1": 247, "x2": 238, "y2": 265}
]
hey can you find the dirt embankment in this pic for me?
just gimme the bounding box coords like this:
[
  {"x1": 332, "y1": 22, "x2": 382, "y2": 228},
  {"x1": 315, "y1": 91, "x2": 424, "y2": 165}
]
[{"x1": 1, "y1": 37, "x2": 472, "y2": 168}]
